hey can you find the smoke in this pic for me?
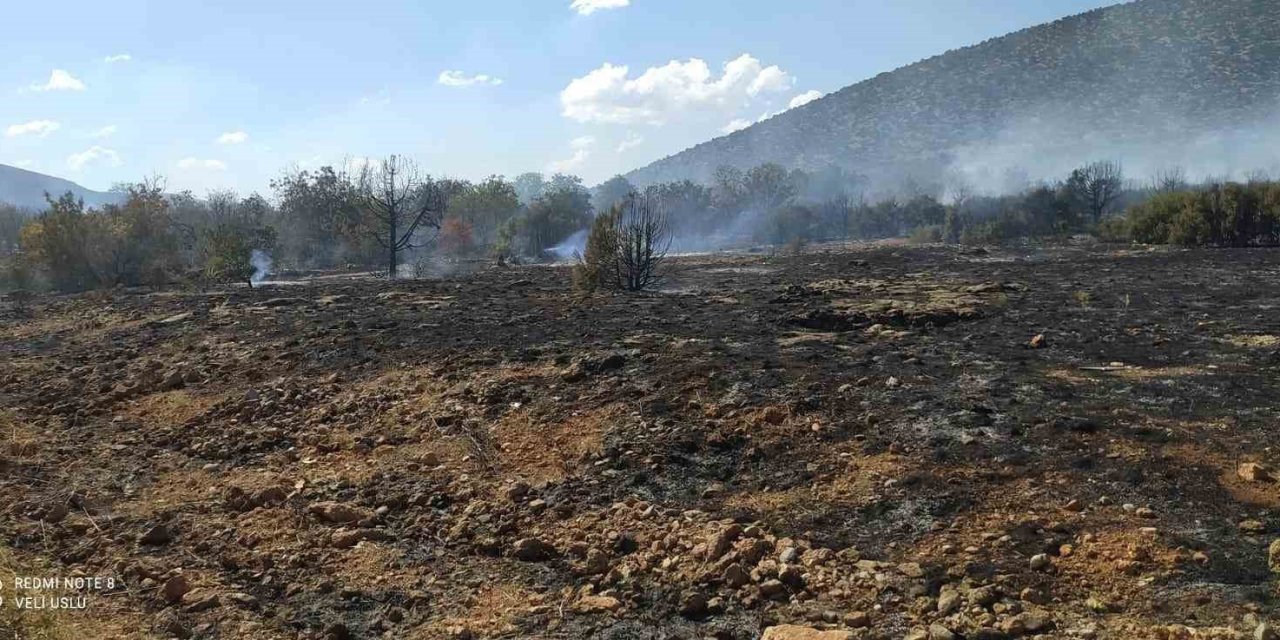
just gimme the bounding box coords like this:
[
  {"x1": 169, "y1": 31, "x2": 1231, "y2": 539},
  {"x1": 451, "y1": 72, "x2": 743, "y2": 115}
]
[
  {"x1": 548, "y1": 229, "x2": 588, "y2": 262},
  {"x1": 250, "y1": 249, "x2": 273, "y2": 285},
  {"x1": 943, "y1": 108, "x2": 1280, "y2": 196}
]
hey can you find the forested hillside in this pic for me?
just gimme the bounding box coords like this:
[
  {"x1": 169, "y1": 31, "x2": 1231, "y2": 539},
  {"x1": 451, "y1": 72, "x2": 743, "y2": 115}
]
[{"x1": 626, "y1": 0, "x2": 1280, "y2": 189}]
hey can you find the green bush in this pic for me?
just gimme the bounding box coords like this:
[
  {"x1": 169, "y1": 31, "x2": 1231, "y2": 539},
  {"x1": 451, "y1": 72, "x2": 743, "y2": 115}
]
[{"x1": 1124, "y1": 182, "x2": 1280, "y2": 246}]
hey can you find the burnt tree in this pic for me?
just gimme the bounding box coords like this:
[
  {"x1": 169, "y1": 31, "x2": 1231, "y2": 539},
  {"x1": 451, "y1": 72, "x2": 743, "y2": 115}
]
[{"x1": 357, "y1": 155, "x2": 447, "y2": 279}]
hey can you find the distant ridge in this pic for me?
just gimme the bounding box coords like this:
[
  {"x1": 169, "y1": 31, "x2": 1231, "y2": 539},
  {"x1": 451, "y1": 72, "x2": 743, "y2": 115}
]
[
  {"x1": 625, "y1": 0, "x2": 1280, "y2": 189},
  {"x1": 0, "y1": 163, "x2": 123, "y2": 211}
]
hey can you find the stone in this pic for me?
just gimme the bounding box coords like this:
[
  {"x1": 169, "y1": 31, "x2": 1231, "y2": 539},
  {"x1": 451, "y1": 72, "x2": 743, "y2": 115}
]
[
  {"x1": 778, "y1": 564, "x2": 806, "y2": 588},
  {"x1": 161, "y1": 574, "x2": 192, "y2": 604},
  {"x1": 154, "y1": 610, "x2": 191, "y2": 639},
  {"x1": 1029, "y1": 553, "x2": 1051, "y2": 571},
  {"x1": 679, "y1": 592, "x2": 708, "y2": 618},
  {"x1": 759, "y1": 579, "x2": 787, "y2": 599},
  {"x1": 969, "y1": 585, "x2": 999, "y2": 607},
  {"x1": 844, "y1": 612, "x2": 870, "y2": 628},
  {"x1": 324, "y1": 623, "x2": 352, "y2": 640},
  {"x1": 1028, "y1": 334, "x2": 1046, "y2": 349},
  {"x1": 929, "y1": 624, "x2": 957, "y2": 640},
  {"x1": 760, "y1": 626, "x2": 855, "y2": 640},
  {"x1": 505, "y1": 481, "x2": 531, "y2": 501},
  {"x1": 1256, "y1": 623, "x2": 1278, "y2": 640},
  {"x1": 309, "y1": 502, "x2": 373, "y2": 525},
  {"x1": 1239, "y1": 463, "x2": 1275, "y2": 483},
  {"x1": 512, "y1": 537, "x2": 556, "y2": 561},
  {"x1": 723, "y1": 563, "x2": 751, "y2": 588},
  {"x1": 937, "y1": 589, "x2": 961, "y2": 614},
  {"x1": 140, "y1": 523, "x2": 175, "y2": 545},
  {"x1": 1270, "y1": 539, "x2": 1280, "y2": 574},
  {"x1": 182, "y1": 593, "x2": 220, "y2": 613},
  {"x1": 575, "y1": 595, "x2": 622, "y2": 614}
]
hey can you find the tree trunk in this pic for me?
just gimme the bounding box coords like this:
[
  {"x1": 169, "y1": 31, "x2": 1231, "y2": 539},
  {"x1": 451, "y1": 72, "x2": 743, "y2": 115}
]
[{"x1": 388, "y1": 210, "x2": 398, "y2": 280}]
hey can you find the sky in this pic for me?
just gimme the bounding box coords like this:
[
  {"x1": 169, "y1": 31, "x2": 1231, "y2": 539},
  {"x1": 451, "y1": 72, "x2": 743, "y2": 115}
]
[{"x1": 0, "y1": 0, "x2": 1120, "y2": 195}]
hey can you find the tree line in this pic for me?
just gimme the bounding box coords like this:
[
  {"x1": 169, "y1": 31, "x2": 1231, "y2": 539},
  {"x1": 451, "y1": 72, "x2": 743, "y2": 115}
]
[{"x1": 2, "y1": 156, "x2": 1278, "y2": 294}]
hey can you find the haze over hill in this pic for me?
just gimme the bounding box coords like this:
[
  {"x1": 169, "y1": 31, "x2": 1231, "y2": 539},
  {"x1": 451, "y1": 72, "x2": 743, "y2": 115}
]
[
  {"x1": 624, "y1": 0, "x2": 1280, "y2": 193},
  {"x1": 0, "y1": 163, "x2": 122, "y2": 211}
]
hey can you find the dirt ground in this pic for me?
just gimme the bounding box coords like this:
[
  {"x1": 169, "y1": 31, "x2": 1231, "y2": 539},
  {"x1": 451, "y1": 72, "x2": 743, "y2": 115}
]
[{"x1": 1, "y1": 242, "x2": 1278, "y2": 639}]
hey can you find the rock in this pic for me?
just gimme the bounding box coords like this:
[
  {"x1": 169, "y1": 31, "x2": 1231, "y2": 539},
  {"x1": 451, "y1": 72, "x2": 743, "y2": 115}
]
[
  {"x1": 1029, "y1": 553, "x2": 1051, "y2": 571},
  {"x1": 582, "y1": 548, "x2": 610, "y2": 575},
  {"x1": 324, "y1": 623, "x2": 353, "y2": 640},
  {"x1": 678, "y1": 592, "x2": 708, "y2": 618},
  {"x1": 929, "y1": 624, "x2": 957, "y2": 640},
  {"x1": 1239, "y1": 463, "x2": 1276, "y2": 483},
  {"x1": 937, "y1": 588, "x2": 961, "y2": 614},
  {"x1": 504, "y1": 481, "x2": 530, "y2": 501},
  {"x1": 331, "y1": 529, "x2": 367, "y2": 549},
  {"x1": 758, "y1": 579, "x2": 788, "y2": 599},
  {"x1": 512, "y1": 537, "x2": 556, "y2": 561},
  {"x1": 709, "y1": 524, "x2": 743, "y2": 559},
  {"x1": 969, "y1": 585, "x2": 999, "y2": 607},
  {"x1": 154, "y1": 610, "x2": 191, "y2": 639},
  {"x1": 139, "y1": 523, "x2": 175, "y2": 545},
  {"x1": 575, "y1": 595, "x2": 622, "y2": 614},
  {"x1": 760, "y1": 625, "x2": 855, "y2": 640},
  {"x1": 844, "y1": 612, "x2": 870, "y2": 628},
  {"x1": 1256, "y1": 623, "x2": 1278, "y2": 640},
  {"x1": 723, "y1": 563, "x2": 751, "y2": 588},
  {"x1": 1001, "y1": 612, "x2": 1054, "y2": 636},
  {"x1": 182, "y1": 593, "x2": 220, "y2": 613},
  {"x1": 1028, "y1": 334, "x2": 1046, "y2": 349},
  {"x1": 309, "y1": 502, "x2": 373, "y2": 525},
  {"x1": 249, "y1": 486, "x2": 288, "y2": 507},
  {"x1": 224, "y1": 592, "x2": 259, "y2": 608},
  {"x1": 778, "y1": 564, "x2": 805, "y2": 588},
  {"x1": 1240, "y1": 520, "x2": 1267, "y2": 534},
  {"x1": 1063, "y1": 499, "x2": 1084, "y2": 512},
  {"x1": 1270, "y1": 539, "x2": 1280, "y2": 573},
  {"x1": 969, "y1": 629, "x2": 1009, "y2": 640},
  {"x1": 161, "y1": 574, "x2": 192, "y2": 604}
]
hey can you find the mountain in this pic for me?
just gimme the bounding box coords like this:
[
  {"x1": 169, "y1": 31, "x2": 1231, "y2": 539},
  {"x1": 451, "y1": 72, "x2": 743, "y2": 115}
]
[
  {"x1": 0, "y1": 164, "x2": 124, "y2": 211},
  {"x1": 625, "y1": 0, "x2": 1280, "y2": 191}
]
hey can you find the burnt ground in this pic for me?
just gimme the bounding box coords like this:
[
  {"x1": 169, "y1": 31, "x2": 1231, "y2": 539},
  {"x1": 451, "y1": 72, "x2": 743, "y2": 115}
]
[{"x1": 1, "y1": 243, "x2": 1278, "y2": 639}]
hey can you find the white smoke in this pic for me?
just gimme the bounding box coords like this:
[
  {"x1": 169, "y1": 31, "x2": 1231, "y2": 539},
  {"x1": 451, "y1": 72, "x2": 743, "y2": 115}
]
[{"x1": 250, "y1": 250, "x2": 273, "y2": 285}]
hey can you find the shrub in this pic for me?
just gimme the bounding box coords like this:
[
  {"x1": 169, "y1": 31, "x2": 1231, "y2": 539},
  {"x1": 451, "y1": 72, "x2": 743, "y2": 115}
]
[
  {"x1": 572, "y1": 208, "x2": 620, "y2": 293},
  {"x1": 1124, "y1": 182, "x2": 1280, "y2": 246},
  {"x1": 908, "y1": 225, "x2": 943, "y2": 244},
  {"x1": 572, "y1": 193, "x2": 669, "y2": 293}
]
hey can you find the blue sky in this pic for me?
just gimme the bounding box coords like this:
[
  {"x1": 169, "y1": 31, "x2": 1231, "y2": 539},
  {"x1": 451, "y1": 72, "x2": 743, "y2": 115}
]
[{"x1": 0, "y1": 0, "x2": 1118, "y2": 194}]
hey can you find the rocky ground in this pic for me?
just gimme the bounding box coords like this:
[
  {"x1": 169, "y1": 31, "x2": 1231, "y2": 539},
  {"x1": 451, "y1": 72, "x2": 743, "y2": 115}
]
[{"x1": 1, "y1": 243, "x2": 1279, "y2": 640}]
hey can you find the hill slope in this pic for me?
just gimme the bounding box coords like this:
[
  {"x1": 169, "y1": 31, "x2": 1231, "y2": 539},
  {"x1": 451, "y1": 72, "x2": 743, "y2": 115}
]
[
  {"x1": 625, "y1": 0, "x2": 1280, "y2": 190},
  {"x1": 0, "y1": 164, "x2": 123, "y2": 211}
]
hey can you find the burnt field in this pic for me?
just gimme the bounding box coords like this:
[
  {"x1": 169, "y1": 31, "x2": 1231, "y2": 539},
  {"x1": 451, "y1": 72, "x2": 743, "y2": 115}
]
[{"x1": 1, "y1": 244, "x2": 1279, "y2": 639}]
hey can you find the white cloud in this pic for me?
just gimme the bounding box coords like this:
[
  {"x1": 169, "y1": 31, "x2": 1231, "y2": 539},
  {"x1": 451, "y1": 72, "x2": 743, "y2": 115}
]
[
  {"x1": 12, "y1": 160, "x2": 34, "y2": 169},
  {"x1": 547, "y1": 137, "x2": 596, "y2": 173},
  {"x1": 177, "y1": 157, "x2": 227, "y2": 171},
  {"x1": 788, "y1": 90, "x2": 824, "y2": 109},
  {"x1": 5, "y1": 120, "x2": 61, "y2": 138},
  {"x1": 67, "y1": 146, "x2": 121, "y2": 171},
  {"x1": 561, "y1": 54, "x2": 793, "y2": 125},
  {"x1": 616, "y1": 132, "x2": 644, "y2": 153},
  {"x1": 30, "y1": 69, "x2": 86, "y2": 92},
  {"x1": 217, "y1": 131, "x2": 249, "y2": 145},
  {"x1": 570, "y1": 0, "x2": 629, "y2": 15},
  {"x1": 91, "y1": 125, "x2": 117, "y2": 139},
  {"x1": 103, "y1": 54, "x2": 132, "y2": 63},
  {"x1": 437, "y1": 70, "x2": 504, "y2": 87},
  {"x1": 732, "y1": 90, "x2": 828, "y2": 133}
]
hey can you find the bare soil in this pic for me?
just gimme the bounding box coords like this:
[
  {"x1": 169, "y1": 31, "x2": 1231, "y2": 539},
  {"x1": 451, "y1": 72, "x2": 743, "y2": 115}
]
[{"x1": 1, "y1": 243, "x2": 1278, "y2": 639}]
